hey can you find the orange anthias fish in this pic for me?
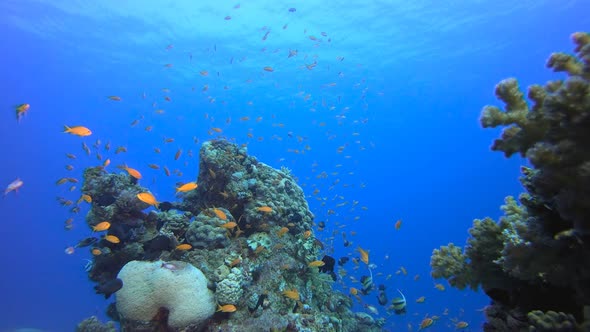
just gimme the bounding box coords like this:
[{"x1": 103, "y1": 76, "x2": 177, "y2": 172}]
[
  {"x1": 257, "y1": 206, "x2": 272, "y2": 213},
  {"x1": 277, "y1": 227, "x2": 289, "y2": 237},
  {"x1": 175, "y1": 243, "x2": 192, "y2": 251},
  {"x1": 104, "y1": 235, "x2": 120, "y2": 244},
  {"x1": 395, "y1": 219, "x2": 402, "y2": 230},
  {"x1": 213, "y1": 208, "x2": 227, "y2": 220},
  {"x1": 217, "y1": 304, "x2": 237, "y2": 313},
  {"x1": 176, "y1": 182, "x2": 198, "y2": 193},
  {"x1": 15, "y1": 103, "x2": 30, "y2": 122},
  {"x1": 137, "y1": 192, "x2": 158, "y2": 208},
  {"x1": 63, "y1": 125, "x2": 92, "y2": 137},
  {"x1": 357, "y1": 246, "x2": 369, "y2": 265},
  {"x1": 121, "y1": 166, "x2": 142, "y2": 179},
  {"x1": 4, "y1": 178, "x2": 23, "y2": 195},
  {"x1": 92, "y1": 221, "x2": 111, "y2": 232},
  {"x1": 220, "y1": 222, "x2": 237, "y2": 229}
]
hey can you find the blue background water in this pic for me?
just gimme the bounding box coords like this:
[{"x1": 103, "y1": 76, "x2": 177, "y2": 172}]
[{"x1": 1, "y1": 1, "x2": 588, "y2": 331}]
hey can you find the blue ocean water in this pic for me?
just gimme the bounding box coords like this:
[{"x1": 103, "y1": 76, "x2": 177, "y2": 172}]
[{"x1": 1, "y1": 1, "x2": 588, "y2": 331}]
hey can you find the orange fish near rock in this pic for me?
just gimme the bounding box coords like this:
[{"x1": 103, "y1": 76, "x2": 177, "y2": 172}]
[
  {"x1": 308, "y1": 260, "x2": 325, "y2": 267},
  {"x1": 220, "y1": 222, "x2": 238, "y2": 229},
  {"x1": 104, "y1": 235, "x2": 120, "y2": 244},
  {"x1": 121, "y1": 166, "x2": 142, "y2": 179},
  {"x1": 176, "y1": 182, "x2": 198, "y2": 193},
  {"x1": 217, "y1": 304, "x2": 237, "y2": 313},
  {"x1": 4, "y1": 178, "x2": 23, "y2": 195},
  {"x1": 175, "y1": 244, "x2": 192, "y2": 251},
  {"x1": 92, "y1": 221, "x2": 111, "y2": 232},
  {"x1": 63, "y1": 125, "x2": 92, "y2": 137},
  {"x1": 257, "y1": 206, "x2": 272, "y2": 213},
  {"x1": 213, "y1": 208, "x2": 227, "y2": 220},
  {"x1": 277, "y1": 227, "x2": 289, "y2": 237},
  {"x1": 137, "y1": 192, "x2": 158, "y2": 208}
]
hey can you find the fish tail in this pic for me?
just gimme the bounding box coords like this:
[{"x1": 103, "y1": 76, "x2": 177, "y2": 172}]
[{"x1": 63, "y1": 125, "x2": 71, "y2": 133}]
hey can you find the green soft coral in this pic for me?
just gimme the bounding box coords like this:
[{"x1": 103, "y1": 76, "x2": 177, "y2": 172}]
[
  {"x1": 430, "y1": 243, "x2": 473, "y2": 290},
  {"x1": 431, "y1": 32, "x2": 590, "y2": 327},
  {"x1": 430, "y1": 216, "x2": 508, "y2": 291}
]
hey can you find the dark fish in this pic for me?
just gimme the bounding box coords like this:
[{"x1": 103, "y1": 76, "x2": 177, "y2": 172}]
[
  {"x1": 76, "y1": 237, "x2": 98, "y2": 248},
  {"x1": 377, "y1": 289, "x2": 388, "y2": 306},
  {"x1": 248, "y1": 293, "x2": 268, "y2": 313},
  {"x1": 159, "y1": 201, "x2": 174, "y2": 212},
  {"x1": 318, "y1": 255, "x2": 337, "y2": 281},
  {"x1": 338, "y1": 257, "x2": 349, "y2": 266},
  {"x1": 143, "y1": 235, "x2": 174, "y2": 260},
  {"x1": 342, "y1": 233, "x2": 351, "y2": 247},
  {"x1": 288, "y1": 7, "x2": 296, "y2": 12},
  {"x1": 94, "y1": 278, "x2": 123, "y2": 299}
]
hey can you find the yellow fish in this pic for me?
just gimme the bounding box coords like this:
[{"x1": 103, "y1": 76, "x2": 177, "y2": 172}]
[
  {"x1": 282, "y1": 289, "x2": 300, "y2": 301},
  {"x1": 220, "y1": 222, "x2": 237, "y2": 229},
  {"x1": 137, "y1": 192, "x2": 158, "y2": 208},
  {"x1": 418, "y1": 317, "x2": 433, "y2": 330},
  {"x1": 92, "y1": 221, "x2": 111, "y2": 232},
  {"x1": 63, "y1": 125, "x2": 92, "y2": 137},
  {"x1": 308, "y1": 260, "x2": 325, "y2": 267},
  {"x1": 357, "y1": 246, "x2": 369, "y2": 265},
  {"x1": 15, "y1": 103, "x2": 30, "y2": 122},
  {"x1": 176, "y1": 182, "x2": 198, "y2": 193}
]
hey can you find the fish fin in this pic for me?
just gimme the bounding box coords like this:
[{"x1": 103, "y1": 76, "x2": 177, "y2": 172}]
[{"x1": 63, "y1": 125, "x2": 71, "y2": 133}]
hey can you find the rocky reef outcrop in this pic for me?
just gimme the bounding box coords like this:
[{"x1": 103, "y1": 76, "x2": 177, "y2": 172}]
[{"x1": 77, "y1": 139, "x2": 381, "y2": 332}]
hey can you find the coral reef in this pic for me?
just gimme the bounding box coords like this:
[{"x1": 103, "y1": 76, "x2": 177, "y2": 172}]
[
  {"x1": 76, "y1": 316, "x2": 117, "y2": 332},
  {"x1": 179, "y1": 140, "x2": 314, "y2": 236},
  {"x1": 77, "y1": 139, "x2": 379, "y2": 331},
  {"x1": 185, "y1": 208, "x2": 233, "y2": 249},
  {"x1": 431, "y1": 32, "x2": 590, "y2": 330}
]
